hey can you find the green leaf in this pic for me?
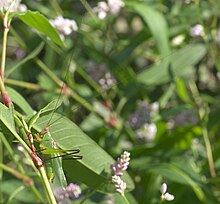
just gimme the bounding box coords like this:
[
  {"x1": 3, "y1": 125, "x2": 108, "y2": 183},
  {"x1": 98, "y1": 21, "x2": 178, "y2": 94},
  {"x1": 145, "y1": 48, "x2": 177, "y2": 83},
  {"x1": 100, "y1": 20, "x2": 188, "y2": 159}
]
[
  {"x1": 137, "y1": 44, "x2": 207, "y2": 86},
  {"x1": 80, "y1": 113, "x2": 104, "y2": 132},
  {"x1": 40, "y1": 99, "x2": 63, "y2": 114},
  {"x1": 27, "y1": 99, "x2": 62, "y2": 130},
  {"x1": 0, "y1": 103, "x2": 29, "y2": 150},
  {"x1": 1, "y1": 180, "x2": 34, "y2": 203},
  {"x1": 149, "y1": 163, "x2": 205, "y2": 201},
  {"x1": 175, "y1": 78, "x2": 191, "y2": 103},
  {"x1": 7, "y1": 87, "x2": 34, "y2": 115},
  {"x1": 127, "y1": 2, "x2": 170, "y2": 58},
  {"x1": 5, "y1": 43, "x2": 45, "y2": 78},
  {"x1": 16, "y1": 11, "x2": 64, "y2": 46},
  {"x1": 0, "y1": 103, "x2": 16, "y2": 135},
  {"x1": 34, "y1": 113, "x2": 134, "y2": 193}
]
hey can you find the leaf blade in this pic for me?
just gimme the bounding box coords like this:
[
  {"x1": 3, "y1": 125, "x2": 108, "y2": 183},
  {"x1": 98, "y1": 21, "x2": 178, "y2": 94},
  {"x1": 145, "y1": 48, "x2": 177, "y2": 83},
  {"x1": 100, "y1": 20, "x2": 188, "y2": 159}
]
[{"x1": 16, "y1": 11, "x2": 64, "y2": 46}]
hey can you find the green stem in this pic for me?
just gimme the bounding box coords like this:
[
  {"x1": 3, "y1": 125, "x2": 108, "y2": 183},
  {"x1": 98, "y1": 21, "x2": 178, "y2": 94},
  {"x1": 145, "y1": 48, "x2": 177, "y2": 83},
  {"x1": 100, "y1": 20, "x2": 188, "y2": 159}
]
[
  {"x1": 0, "y1": 138, "x2": 2, "y2": 203},
  {"x1": 38, "y1": 166, "x2": 57, "y2": 204},
  {"x1": 202, "y1": 127, "x2": 216, "y2": 177},
  {"x1": 70, "y1": 90, "x2": 93, "y2": 112},
  {"x1": 0, "y1": 131, "x2": 43, "y2": 202},
  {"x1": 35, "y1": 58, "x2": 62, "y2": 87},
  {"x1": 0, "y1": 1, "x2": 15, "y2": 106},
  {"x1": 80, "y1": 188, "x2": 97, "y2": 204},
  {"x1": 189, "y1": 82, "x2": 216, "y2": 178},
  {"x1": 0, "y1": 162, "x2": 32, "y2": 185},
  {"x1": 76, "y1": 65, "x2": 102, "y2": 95},
  {"x1": 0, "y1": 0, "x2": 15, "y2": 80},
  {"x1": 7, "y1": 185, "x2": 25, "y2": 203},
  {"x1": 49, "y1": 0, "x2": 63, "y2": 15},
  {"x1": 35, "y1": 58, "x2": 93, "y2": 111},
  {"x1": 0, "y1": 132, "x2": 24, "y2": 173},
  {"x1": 1, "y1": 25, "x2": 8, "y2": 80},
  {"x1": 80, "y1": 0, "x2": 97, "y2": 20},
  {"x1": 5, "y1": 79, "x2": 43, "y2": 91},
  {"x1": 122, "y1": 194, "x2": 130, "y2": 204}
]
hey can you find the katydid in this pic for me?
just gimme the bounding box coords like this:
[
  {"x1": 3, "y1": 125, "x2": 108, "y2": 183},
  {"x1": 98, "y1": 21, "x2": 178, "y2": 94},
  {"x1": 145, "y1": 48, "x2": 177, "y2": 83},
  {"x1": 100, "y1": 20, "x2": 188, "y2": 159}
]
[
  {"x1": 24, "y1": 103, "x2": 82, "y2": 187},
  {"x1": 36, "y1": 125, "x2": 82, "y2": 186}
]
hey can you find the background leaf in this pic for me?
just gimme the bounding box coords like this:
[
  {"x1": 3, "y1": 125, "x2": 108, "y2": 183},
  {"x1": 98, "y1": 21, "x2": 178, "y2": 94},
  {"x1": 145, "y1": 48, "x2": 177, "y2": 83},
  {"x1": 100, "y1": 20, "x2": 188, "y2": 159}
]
[
  {"x1": 137, "y1": 44, "x2": 206, "y2": 85},
  {"x1": 16, "y1": 11, "x2": 64, "y2": 46}
]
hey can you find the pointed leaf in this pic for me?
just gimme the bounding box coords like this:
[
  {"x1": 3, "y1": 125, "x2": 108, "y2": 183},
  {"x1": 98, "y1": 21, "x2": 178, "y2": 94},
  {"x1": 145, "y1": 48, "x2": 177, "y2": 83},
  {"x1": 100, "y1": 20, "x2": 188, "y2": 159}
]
[
  {"x1": 7, "y1": 87, "x2": 34, "y2": 115},
  {"x1": 127, "y1": 2, "x2": 170, "y2": 58},
  {"x1": 16, "y1": 11, "x2": 64, "y2": 46},
  {"x1": 149, "y1": 163, "x2": 205, "y2": 201},
  {"x1": 0, "y1": 103, "x2": 16, "y2": 134},
  {"x1": 137, "y1": 44, "x2": 206, "y2": 86},
  {"x1": 35, "y1": 113, "x2": 134, "y2": 193}
]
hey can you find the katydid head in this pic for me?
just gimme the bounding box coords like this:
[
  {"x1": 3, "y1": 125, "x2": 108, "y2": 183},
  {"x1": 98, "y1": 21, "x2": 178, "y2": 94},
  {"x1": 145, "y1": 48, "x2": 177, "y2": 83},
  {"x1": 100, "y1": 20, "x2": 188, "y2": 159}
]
[{"x1": 39, "y1": 126, "x2": 50, "y2": 137}]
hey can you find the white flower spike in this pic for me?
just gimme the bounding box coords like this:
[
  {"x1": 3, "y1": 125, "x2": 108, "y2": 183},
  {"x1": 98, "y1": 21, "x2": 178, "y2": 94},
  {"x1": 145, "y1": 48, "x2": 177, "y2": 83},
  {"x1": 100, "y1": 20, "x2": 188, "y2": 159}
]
[{"x1": 160, "y1": 183, "x2": 174, "y2": 201}]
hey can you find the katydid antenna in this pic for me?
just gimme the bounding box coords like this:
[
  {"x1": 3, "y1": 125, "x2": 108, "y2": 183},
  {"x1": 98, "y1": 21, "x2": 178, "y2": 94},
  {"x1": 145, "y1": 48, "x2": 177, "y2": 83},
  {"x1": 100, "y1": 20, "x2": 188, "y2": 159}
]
[
  {"x1": 46, "y1": 51, "x2": 75, "y2": 127},
  {"x1": 46, "y1": 49, "x2": 175, "y2": 128}
]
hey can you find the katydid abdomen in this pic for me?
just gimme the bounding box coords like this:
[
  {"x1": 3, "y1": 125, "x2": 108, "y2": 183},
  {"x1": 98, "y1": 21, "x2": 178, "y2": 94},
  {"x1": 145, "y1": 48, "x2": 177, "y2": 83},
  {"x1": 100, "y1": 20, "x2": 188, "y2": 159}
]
[{"x1": 40, "y1": 128, "x2": 67, "y2": 188}]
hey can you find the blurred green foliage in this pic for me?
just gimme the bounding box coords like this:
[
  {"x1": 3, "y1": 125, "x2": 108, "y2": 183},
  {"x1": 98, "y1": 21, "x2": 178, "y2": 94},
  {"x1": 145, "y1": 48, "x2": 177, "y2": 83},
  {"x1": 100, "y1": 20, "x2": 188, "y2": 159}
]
[{"x1": 1, "y1": 0, "x2": 220, "y2": 203}]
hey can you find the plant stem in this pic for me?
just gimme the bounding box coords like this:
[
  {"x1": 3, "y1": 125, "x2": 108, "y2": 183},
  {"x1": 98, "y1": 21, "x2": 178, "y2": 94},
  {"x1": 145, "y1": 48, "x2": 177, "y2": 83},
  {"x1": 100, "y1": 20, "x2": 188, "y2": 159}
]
[
  {"x1": 0, "y1": 132, "x2": 44, "y2": 202},
  {"x1": 38, "y1": 166, "x2": 57, "y2": 204},
  {"x1": 7, "y1": 185, "x2": 25, "y2": 203},
  {"x1": 0, "y1": 132, "x2": 25, "y2": 173},
  {"x1": 0, "y1": 163, "x2": 32, "y2": 185},
  {"x1": 122, "y1": 194, "x2": 130, "y2": 204},
  {"x1": 5, "y1": 79, "x2": 43, "y2": 91},
  {"x1": 0, "y1": 139, "x2": 2, "y2": 203},
  {"x1": 80, "y1": 0, "x2": 97, "y2": 20},
  {"x1": 35, "y1": 58, "x2": 63, "y2": 87},
  {"x1": 189, "y1": 82, "x2": 216, "y2": 177},
  {"x1": 202, "y1": 126, "x2": 216, "y2": 177},
  {"x1": 80, "y1": 188, "x2": 97, "y2": 204},
  {"x1": 0, "y1": 1, "x2": 15, "y2": 106},
  {"x1": 1, "y1": 24, "x2": 8, "y2": 81},
  {"x1": 49, "y1": 0, "x2": 63, "y2": 15},
  {"x1": 35, "y1": 58, "x2": 93, "y2": 111},
  {"x1": 70, "y1": 90, "x2": 93, "y2": 112},
  {"x1": 76, "y1": 66, "x2": 102, "y2": 95}
]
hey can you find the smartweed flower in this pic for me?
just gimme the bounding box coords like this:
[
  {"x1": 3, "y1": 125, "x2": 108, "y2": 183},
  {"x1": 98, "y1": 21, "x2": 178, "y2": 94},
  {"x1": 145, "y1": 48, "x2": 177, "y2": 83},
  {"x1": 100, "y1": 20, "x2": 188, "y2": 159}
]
[
  {"x1": 111, "y1": 151, "x2": 130, "y2": 198},
  {"x1": 87, "y1": 61, "x2": 116, "y2": 91},
  {"x1": 160, "y1": 183, "x2": 174, "y2": 201},
  {"x1": 93, "y1": 0, "x2": 124, "y2": 19},
  {"x1": 93, "y1": 1, "x2": 109, "y2": 19},
  {"x1": 49, "y1": 16, "x2": 78, "y2": 40},
  {"x1": 0, "y1": 0, "x2": 27, "y2": 13},
  {"x1": 190, "y1": 24, "x2": 204, "y2": 37},
  {"x1": 107, "y1": 0, "x2": 124, "y2": 15},
  {"x1": 127, "y1": 101, "x2": 158, "y2": 129},
  {"x1": 66, "y1": 183, "x2": 81, "y2": 200},
  {"x1": 111, "y1": 151, "x2": 130, "y2": 176},
  {"x1": 127, "y1": 101, "x2": 158, "y2": 143},
  {"x1": 54, "y1": 183, "x2": 81, "y2": 204},
  {"x1": 167, "y1": 110, "x2": 198, "y2": 129},
  {"x1": 136, "y1": 123, "x2": 157, "y2": 143},
  {"x1": 112, "y1": 175, "x2": 126, "y2": 195}
]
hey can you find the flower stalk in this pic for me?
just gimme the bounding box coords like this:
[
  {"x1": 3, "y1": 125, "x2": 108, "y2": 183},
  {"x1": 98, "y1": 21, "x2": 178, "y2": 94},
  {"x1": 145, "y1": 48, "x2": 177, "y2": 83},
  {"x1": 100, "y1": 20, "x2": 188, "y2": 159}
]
[
  {"x1": 189, "y1": 82, "x2": 216, "y2": 178},
  {"x1": 0, "y1": 1, "x2": 15, "y2": 106}
]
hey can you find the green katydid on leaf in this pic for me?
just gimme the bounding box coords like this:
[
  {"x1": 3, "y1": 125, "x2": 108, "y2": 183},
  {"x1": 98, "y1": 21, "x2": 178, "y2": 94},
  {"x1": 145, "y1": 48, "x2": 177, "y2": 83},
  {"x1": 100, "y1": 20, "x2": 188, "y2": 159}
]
[
  {"x1": 22, "y1": 100, "x2": 73, "y2": 188},
  {"x1": 34, "y1": 111, "x2": 135, "y2": 193},
  {"x1": 24, "y1": 99, "x2": 134, "y2": 193}
]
